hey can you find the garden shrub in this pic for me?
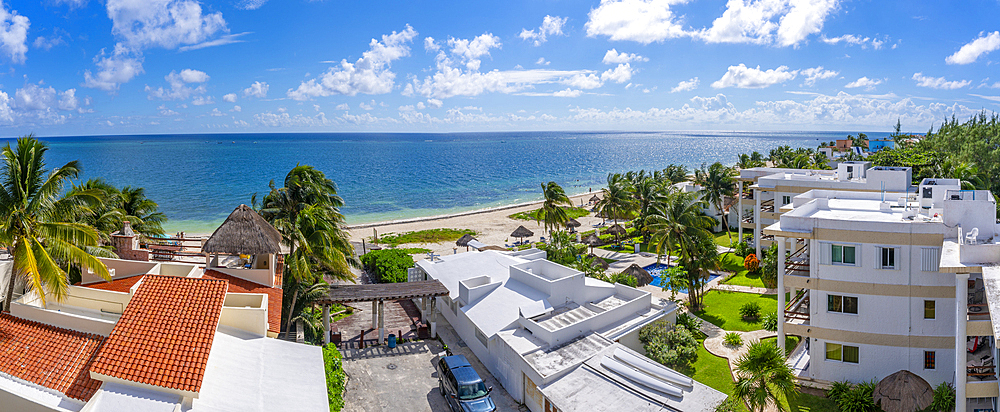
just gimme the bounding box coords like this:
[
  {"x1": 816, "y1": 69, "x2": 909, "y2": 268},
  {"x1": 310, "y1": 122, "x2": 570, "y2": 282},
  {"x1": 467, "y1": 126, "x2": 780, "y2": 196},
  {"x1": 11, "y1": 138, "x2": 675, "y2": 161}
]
[
  {"x1": 608, "y1": 271, "x2": 638, "y2": 287},
  {"x1": 834, "y1": 380, "x2": 880, "y2": 412},
  {"x1": 714, "y1": 397, "x2": 743, "y2": 412},
  {"x1": 734, "y1": 241, "x2": 753, "y2": 258},
  {"x1": 827, "y1": 380, "x2": 853, "y2": 403},
  {"x1": 675, "y1": 313, "x2": 703, "y2": 332},
  {"x1": 761, "y1": 311, "x2": 778, "y2": 332},
  {"x1": 723, "y1": 332, "x2": 743, "y2": 347},
  {"x1": 759, "y1": 244, "x2": 779, "y2": 288},
  {"x1": 638, "y1": 320, "x2": 698, "y2": 370},
  {"x1": 361, "y1": 249, "x2": 414, "y2": 283},
  {"x1": 323, "y1": 345, "x2": 346, "y2": 412},
  {"x1": 739, "y1": 302, "x2": 762, "y2": 321},
  {"x1": 930, "y1": 381, "x2": 955, "y2": 412},
  {"x1": 743, "y1": 253, "x2": 760, "y2": 272}
]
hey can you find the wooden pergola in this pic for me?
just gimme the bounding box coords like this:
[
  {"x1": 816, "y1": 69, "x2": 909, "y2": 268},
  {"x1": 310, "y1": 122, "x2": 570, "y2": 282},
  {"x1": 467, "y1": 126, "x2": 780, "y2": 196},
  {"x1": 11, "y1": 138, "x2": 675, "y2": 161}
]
[{"x1": 316, "y1": 279, "x2": 450, "y2": 345}]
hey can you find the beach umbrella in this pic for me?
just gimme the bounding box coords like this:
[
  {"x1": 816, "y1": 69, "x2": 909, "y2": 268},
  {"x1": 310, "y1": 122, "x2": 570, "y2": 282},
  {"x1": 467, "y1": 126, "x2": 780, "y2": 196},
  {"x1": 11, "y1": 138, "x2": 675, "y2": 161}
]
[
  {"x1": 203, "y1": 204, "x2": 282, "y2": 256},
  {"x1": 588, "y1": 254, "x2": 609, "y2": 270},
  {"x1": 604, "y1": 223, "x2": 627, "y2": 246},
  {"x1": 510, "y1": 225, "x2": 534, "y2": 244},
  {"x1": 456, "y1": 233, "x2": 477, "y2": 251},
  {"x1": 590, "y1": 195, "x2": 601, "y2": 204},
  {"x1": 873, "y1": 370, "x2": 933, "y2": 412},
  {"x1": 564, "y1": 218, "x2": 581, "y2": 233},
  {"x1": 581, "y1": 232, "x2": 603, "y2": 254},
  {"x1": 621, "y1": 263, "x2": 653, "y2": 287}
]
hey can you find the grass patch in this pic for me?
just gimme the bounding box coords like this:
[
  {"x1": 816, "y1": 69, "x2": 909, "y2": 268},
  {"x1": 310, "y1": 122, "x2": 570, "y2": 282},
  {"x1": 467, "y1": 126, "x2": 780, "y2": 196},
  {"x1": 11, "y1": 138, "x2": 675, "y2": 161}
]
[
  {"x1": 331, "y1": 303, "x2": 353, "y2": 323},
  {"x1": 714, "y1": 230, "x2": 739, "y2": 248},
  {"x1": 374, "y1": 228, "x2": 476, "y2": 246},
  {"x1": 718, "y1": 253, "x2": 765, "y2": 288},
  {"x1": 509, "y1": 206, "x2": 590, "y2": 221},
  {"x1": 759, "y1": 335, "x2": 802, "y2": 357},
  {"x1": 323, "y1": 345, "x2": 346, "y2": 412},
  {"x1": 787, "y1": 392, "x2": 839, "y2": 412},
  {"x1": 677, "y1": 335, "x2": 736, "y2": 397},
  {"x1": 397, "y1": 247, "x2": 431, "y2": 254},
  {"x1": 694, "y1": 290, "x2": 785, "y2": 332}
]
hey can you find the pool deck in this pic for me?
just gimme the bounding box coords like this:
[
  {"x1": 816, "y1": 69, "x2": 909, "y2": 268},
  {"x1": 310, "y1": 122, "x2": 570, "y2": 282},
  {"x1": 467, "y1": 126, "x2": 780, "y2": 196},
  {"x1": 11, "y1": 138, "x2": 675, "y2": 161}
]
[{"x1": 589, "y1": 248, "x2": 731, "y2": 302}]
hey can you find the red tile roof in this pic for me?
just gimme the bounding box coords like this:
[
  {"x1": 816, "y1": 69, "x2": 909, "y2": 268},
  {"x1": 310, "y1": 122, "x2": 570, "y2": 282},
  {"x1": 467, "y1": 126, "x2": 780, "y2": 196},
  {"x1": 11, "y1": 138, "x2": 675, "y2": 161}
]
[
  {"x1": 89, "y1": 275, "x2": 228, "y2": 394},
  {"x1": 80, "y1": 275, "x2": 145, "y2": 293},
  {"x1": 0, "y1": 313, "x2": 104, "y2": 401},
  {"x1": 202, "y1": 269, "x2": 283, "y2": 334}
]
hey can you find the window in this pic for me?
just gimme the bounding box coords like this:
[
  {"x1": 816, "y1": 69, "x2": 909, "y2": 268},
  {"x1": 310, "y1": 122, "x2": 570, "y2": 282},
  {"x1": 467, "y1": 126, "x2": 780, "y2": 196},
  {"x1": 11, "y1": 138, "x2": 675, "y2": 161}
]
[
  {"x1": 782, "y1": 195, "x2": 791, "y2": 205},
  {"x1": 826, "y1": 342, "x2": 860, "y2": 363},
  {"x1": 924, "y1": 300, "x2": 936, "y2": 319},
  {"x1": 921, "y1": 248, "x2": 940, "y2": 272},
  {"x1": 475, "y1": 326, "x2": 488, "y2": 348},
  {"x1": 828, "y1": 294, "x2": 858, "y2": 314},
  {"x1": 880, "y1": 247, "x2": 896, "y2": 269},
  {"x1": 832, "y1": 244, "x2": 856, "y2": 265},
  {"x1": 924, "y1": 351, "x2": 936, "y2": 369}
]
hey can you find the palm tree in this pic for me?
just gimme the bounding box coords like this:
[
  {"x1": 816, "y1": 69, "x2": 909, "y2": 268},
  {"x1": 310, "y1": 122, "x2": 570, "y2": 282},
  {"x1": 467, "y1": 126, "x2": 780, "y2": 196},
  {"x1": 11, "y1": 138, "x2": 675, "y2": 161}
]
[
  {"x1": 537, "y1": 181, "x2": 572, "y2": 233},
  {"x1": 117, "y1": 186, "x2": 167, "y2": 238},
  {"x1": 0, "y1": 136, "x2": 111, "y2": 311},
  {"x1": 657, "y1": 164, "x2": 689, "y2": 185},
  {"x1": 733, "y1": 341, "x2": 797, "y2": 412},
  {"x1": 596, "y1": 173, "x2": 636, "y2": 225},
  {"x1": 646, "y1": 191, "x2": 716, "y2": 310},
  {"x1": 632, "y1": 177, "x2": 668, "y2": 243},
  {"x1": 259, "y1": 165, "x2": 359, "y2": 331},
  {"x1": 695, "y1": 162, "x2": 736, "y2": 246}
]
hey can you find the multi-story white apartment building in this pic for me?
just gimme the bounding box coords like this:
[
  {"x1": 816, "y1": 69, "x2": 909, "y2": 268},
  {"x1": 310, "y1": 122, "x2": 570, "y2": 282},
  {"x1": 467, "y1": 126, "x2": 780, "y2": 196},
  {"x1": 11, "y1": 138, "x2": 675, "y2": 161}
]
[
  {"x1": 736, "y1": 162, "x2": 914, "y2": 258},
  {"x1": 766, "y1": 180, "x2": 1000, "y2": 412},
  {"x1": 412, "y1": 248, "x2": 726, "y2": 412}
]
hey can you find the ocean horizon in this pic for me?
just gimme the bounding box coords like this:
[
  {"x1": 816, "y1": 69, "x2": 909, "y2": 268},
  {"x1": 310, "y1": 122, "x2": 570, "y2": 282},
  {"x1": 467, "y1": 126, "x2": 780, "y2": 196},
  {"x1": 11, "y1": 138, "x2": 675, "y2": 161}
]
[{"x1": 22, "y1": 130, "x2": 888, "y2": 233}]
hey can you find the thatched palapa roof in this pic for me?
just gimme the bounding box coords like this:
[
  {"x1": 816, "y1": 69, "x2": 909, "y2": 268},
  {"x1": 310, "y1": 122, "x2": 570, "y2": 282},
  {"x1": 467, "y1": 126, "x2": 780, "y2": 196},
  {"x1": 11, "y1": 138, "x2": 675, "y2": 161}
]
[
  {"x1": 203, "y1": 204, "x2": 283, "y2": 255},
  {"x1": 456, "y1": 234, "x2": 477, "y2": 247},
  {"x1": 581, "y1": 232, "x2": 603, "y2": 246},
  {"x1": 588, "y1": 254, "x2": 609, "y2": 270},
  {"x1": 604, "y1": 224, "x2": 627, "y2": 237},
  {"x1": 873, "y1": 370, "x2": 933, "y2": 412},
  {"x1": 479, "y1": 245, "x2": 508, "y2": 252},
  {"x1": 511, "y1": 225, "x2": 534, "y2": 238},
  {"x1": 590, "y1": 195, "x2": 601, "y2": 203},
  {"x1": 565, "y1": 218, "x2": 581, "y2": 228},
  {"x1": 621, "y1": 263, "x2": 653, "y2": 287}
]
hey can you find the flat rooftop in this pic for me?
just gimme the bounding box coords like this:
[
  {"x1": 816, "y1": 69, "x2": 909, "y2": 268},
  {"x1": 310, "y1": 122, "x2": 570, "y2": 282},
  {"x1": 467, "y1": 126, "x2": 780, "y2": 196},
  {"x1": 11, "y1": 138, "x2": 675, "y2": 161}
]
[{"x1": 523, "y1": 334, "x2": 613, "y2": 378}]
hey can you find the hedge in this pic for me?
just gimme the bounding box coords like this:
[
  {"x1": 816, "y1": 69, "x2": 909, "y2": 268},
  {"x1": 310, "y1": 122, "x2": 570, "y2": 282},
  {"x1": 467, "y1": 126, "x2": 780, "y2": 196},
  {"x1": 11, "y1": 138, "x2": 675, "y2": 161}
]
[{"x1": 361, "y1": 249, "x2": 415, "y2": 283}]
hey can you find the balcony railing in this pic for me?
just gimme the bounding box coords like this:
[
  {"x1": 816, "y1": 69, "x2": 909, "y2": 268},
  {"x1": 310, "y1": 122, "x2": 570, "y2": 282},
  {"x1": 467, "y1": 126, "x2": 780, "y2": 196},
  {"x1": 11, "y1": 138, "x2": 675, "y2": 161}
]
[
  {"x1": 742, "y1": 215, "x2": 755, "y2": 224},
  {"x1": 968, "y1": 336, "x2": 997, "y2": 381},
  {"x1": 785, "y1": 245, "x2": 809, "y2": 277},
  {"x1": 761, "y1": 199, "x2": 774, "y2": 213},
  {"x1": 969, "y1": 283, "x2": 991, "y2": 319},
  {"x1": 784, "y1": 289, "x2": 810, "y2": 324}
]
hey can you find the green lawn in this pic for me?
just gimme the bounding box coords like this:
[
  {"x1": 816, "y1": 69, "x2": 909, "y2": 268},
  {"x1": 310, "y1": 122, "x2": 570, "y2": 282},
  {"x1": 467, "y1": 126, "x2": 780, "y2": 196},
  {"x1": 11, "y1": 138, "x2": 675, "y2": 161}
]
[
  {"x1": 374, "y1": 228, "x2": 476, "y2": 246},
  {"x1": 678, "y1": 336, "x2": 736, "y2": 397},
  {"x1": 787, "y1": 392, "x2": 839, "y2": 412},
  {"x1": 759, "y1": 335, "x2": 802, "y2": 356},
  {"x1": 508, "y1": 206, "x2": 591, "y2": 221},
  {"x1": 398, "y1": 247, "x2": 431, "y2": 255},
  {"x1": 714, "y1": 230, "x2": 739, "y2": 248},
  {"x1": 719, "y1": 252, "x2": 766, "y2": 288},
  {"x1": 694, "y1": 290, "x2": 785, "y2": 332}
]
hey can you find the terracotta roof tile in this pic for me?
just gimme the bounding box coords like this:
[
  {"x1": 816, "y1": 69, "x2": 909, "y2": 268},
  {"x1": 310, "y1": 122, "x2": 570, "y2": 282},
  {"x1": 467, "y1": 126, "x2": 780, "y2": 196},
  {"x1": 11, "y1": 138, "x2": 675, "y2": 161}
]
[
  {"x1": 0, "y1": 313, "x2": 104, "y2": 401},
  {"x1": 80, "y1": 275, "x2": 145, "y2": 293},
  {"x1": 202, "y1": 269, "x2": 283, "y2": 334},
  {"x1": 89, "y1": 275, "x2": 228, "y2": 394}
]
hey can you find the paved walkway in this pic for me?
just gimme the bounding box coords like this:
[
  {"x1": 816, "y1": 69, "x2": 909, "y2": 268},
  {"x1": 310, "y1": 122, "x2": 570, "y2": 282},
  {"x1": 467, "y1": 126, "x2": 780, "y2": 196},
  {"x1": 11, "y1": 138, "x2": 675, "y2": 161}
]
[{"x1": 712, "y1": 284, "x2": 779, "y2": 294}]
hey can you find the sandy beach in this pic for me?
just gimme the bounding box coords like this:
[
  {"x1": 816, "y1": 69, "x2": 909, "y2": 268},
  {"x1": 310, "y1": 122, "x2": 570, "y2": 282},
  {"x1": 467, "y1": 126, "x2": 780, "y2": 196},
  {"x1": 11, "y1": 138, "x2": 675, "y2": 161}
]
[{"x1": 346, "y1": 192, "x2": 609, "y2": 256}]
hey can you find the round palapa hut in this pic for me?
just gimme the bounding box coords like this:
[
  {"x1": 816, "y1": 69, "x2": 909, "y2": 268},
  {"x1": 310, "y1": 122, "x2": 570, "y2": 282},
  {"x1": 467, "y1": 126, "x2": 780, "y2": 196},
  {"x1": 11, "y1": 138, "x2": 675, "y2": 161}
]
[
  {"x1": 456, "y1": 233, "x2": 477, "y2": 251},
  {"x1": 589, "y1": 195, "x2": 601, "y2": 204},
  {"x1": 588, "y1": 253, "x2": 609, "y2": 270},
  {"x1": 510, "y1": 225, "x2": 534, "y2": 244},
  {"x1": 564, "y1": 218, "x2": 582, "y2": 233},
  {"x1": 203, "y1": 204, "x2": 283, "y2": 256},
  {"x1": 873, "y1": 370, "x2": 933, "y2": 412},
  {"x1": 621, "y1": 263, "x2": 653, "y2": 287},
  {"x1": 604, "y1": 223, "x2": 627, "y2": 245},
  {"x1": 581, "y1": 232, "x2": 603, "y2": 254}
]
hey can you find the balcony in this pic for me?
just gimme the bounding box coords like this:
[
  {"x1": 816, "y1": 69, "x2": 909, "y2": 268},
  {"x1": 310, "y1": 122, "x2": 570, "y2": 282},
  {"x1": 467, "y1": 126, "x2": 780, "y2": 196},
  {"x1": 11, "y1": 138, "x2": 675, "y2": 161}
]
[
  {"x1": 761, "y1": 199, "x2": 774, "y2": 213},
  {"x1": 969, "y1": 276, "x2": 991, "y2": 321},
  {"x1": 784, "y1": 289, "x2": 809, "y2": 325},
  {"x1": 785, "y1": 244, "x2": 809, "y2": 277},
  {"x1": 968, "y1": 336, "x2": 997, "y2": 381}
]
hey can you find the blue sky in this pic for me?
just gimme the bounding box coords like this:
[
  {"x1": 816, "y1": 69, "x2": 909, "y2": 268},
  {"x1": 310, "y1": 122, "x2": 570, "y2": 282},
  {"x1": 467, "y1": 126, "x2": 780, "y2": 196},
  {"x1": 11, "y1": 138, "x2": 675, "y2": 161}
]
[{"x1": 0, "y1": 0, "x2": 998, "y2": 136}]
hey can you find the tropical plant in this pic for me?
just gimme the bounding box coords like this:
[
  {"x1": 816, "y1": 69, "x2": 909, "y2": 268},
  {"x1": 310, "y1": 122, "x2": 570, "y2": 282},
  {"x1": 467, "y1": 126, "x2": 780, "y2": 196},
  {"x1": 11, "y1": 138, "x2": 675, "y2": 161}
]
[
  {"x1": 827, "y1": 380, "x2": 854, "y2": 403},
  {"x1": 647, "y1": 191, "x2": 717, "y2": 310},
  {"x1": 929, "y1": 381, "x2": 955, "y2": 412},
  {"x1": 539, "y1": 230, "x2": 580, "y2": 265},
  {"x1": 675, "y1": 313, "x2": 702, "y2": 332},
  {"x1": 631, "y1": 176, "x2": 668, "y2": 243},
  {"x1": 737, "y1": 153, "x2": 765, "y2": 169},
  {"x1": 571, "y1": 255, "x2": 607, "y2": 280},
  {"x1": 695, "y1": 162, "x2": 737, "y2": 246},
  {"x1": 732, "y1": 341, "x2": 797, "y2": 412},
  {"x1": 657, "y1": 164, "x2": 689, "y2": 185},
  {"x1": 607, "y1": 271, "x2": 638, "y2": 287},
  {"x1": 761, "y1": 312, "x2": 778, "y2": 332},
  {"x1": 116, "y1": 186, "x2": 167, "y2": 237},
  {"x1": 836, "y1": 380, "x2": 879, "y2": 412},
  {"x1": 734, "y1": 241, "x2": 753, "y2": 258},
  {"x1": 714, "y1": 398, "x2": 743, "y2": 412},
  {"x1": 596, "y1": 173, "x2": 636, "y2": 224},
  {"x1": 759, "y1": 244, "x2": 779, "y2": 289},
  {"x1": 360, "y1": 249, "x2": 414, "y2": 283},
  {"x1": 537, "y1": 181, "x2": 573, "y2": 233},
  {"x1": 638, "y1": 320, "x2": 699, "y2": 370},
  {"x1": 0, "y1": 136, "x2": 111, "y2": 311},
  {"x1": 659, "y1": 264, "x2": 689, "y2": 300},
  {"x1": 724, "y1": 332, "x2": 743, "y2": 347},
  {"x1": 740, "y1": 302, "x2": 762, "y2": 321}
]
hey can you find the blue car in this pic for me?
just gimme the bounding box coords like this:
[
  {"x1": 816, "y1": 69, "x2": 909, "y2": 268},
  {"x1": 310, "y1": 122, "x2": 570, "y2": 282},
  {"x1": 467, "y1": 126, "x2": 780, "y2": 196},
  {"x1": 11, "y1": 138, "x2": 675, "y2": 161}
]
[{"x1": 435, "y1": 354, "x2": 497, "y2": 412}]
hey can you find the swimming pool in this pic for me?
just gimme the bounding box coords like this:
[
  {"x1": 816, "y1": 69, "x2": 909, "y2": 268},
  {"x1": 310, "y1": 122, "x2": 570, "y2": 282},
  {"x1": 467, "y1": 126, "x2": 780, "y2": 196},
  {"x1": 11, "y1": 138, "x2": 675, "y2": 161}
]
[{"x1": 644, "y1": 263, "x2": 720, "y2": 293}]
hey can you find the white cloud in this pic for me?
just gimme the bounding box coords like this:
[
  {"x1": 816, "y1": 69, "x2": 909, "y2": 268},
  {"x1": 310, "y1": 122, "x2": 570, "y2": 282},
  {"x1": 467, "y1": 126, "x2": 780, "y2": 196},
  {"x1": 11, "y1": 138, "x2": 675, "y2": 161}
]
[
  {"x1": 191, "y1": 96, "x2": 213, "y2": 105},
  {"x1": 946, "y1": 31, "x2": 1000, "y2": 65},
  {"x1": 670, "y1": 77, "x2": 699, "y2": 93},
  {"x1": 223, "y1": 93, "x2": 237, "y2": 102},
  {"x1": 335, "y1": 103, "x2": 349, "y2": 110},
  {"x1": 0, "y1": 3, "x2": 30, "y2": 63},
  {"x1": 33, "y1": 28, "x2": 69, "y2": 51},
  {"x1": 844, "y1": 76, "x2": 882, "y2": 91},
  {"x1": 254, "y1": 111, "x2": 334, "y2": 127},
  {"x1": 585, "y1": 0, "x2": 691, "y2": 44},
  {"x1": 52, "y1": 0, "x2": 88, "y2": 9},
  {"x1": 536, "y1": 57, "x2": 550, "y2": 66},
  {"x1": 231, "y1": 105, "x2": 241, "y2": 112},
  {"x1": 602, "y1": 49, "x2": 648, "y2": 64},
  {"x1": 12, "y1": 82, "x2": 86, "y2": 124},
  {"x1": 415, "y1": 102, "x2": 425, "y2": 110},
  {"x1": 158, "y1": 104, "x2": 178, "y2": 116},
  {"x1": 426, "y1": 98, "x2": 443, "y2": 108},
  {"x1": 106, "y1": 0, "x2": 228, "y2": 50},
  {"x1": 0, "y1": 91, "x2": 11, "y2": 124},
  {"x1": 519, "y1": 15, "x2": 567, "y2": 46},
  {"x1": 711, "y1": 64, "x2": 797, "y2": 89},
  {"x1": 821, "y1": 34, "x2": 888, "y2": 50},
  {"x1": 82, "y1": 45, "x2": 145, "y2": 92},
  {"x1": 288, "y1": 25, "x2": 417, "y2": 100},
  {"x1": 424, "y1": 37, "x2": 440, "y2": 52},
  {"x1": 912, "y1": 72, "x2": 970, "y2": 90},
  {"x1": 447, "y1": 33, "x2": 501, "y2": 71},
  {"x1": 242, "y1": 81, "x2": 268, "y2": 98},
  {"x1": 178, "y1": 32, "x2": 250, "y2": 52},
  {"x1": 800, "y1": 66, "x2": 838, "y2": 86},
  {"x1": 235, "y1": 0, "x2": 268, "y2": 11},
  {"x1": 359, "y1": 101, "x2": 374, "y2": 110},
  {"x1": 209, "y1": 108, "x2": 224, "y2": 116},
  {"x1": 601, "y1": 63, "x2": 632, "y2": 83},
  {"x1": 564, "y1": 73, "x2": 603, "y2": 89},
  {"x1": 145, "y1": 69, "x2": 209, "y2": 100},
  {"x1": 553, "y1": 88, "x2": 583, "y2": 97},
  {"x1": 969, "y1": 94, "x2": 1000, "y2": 103}
]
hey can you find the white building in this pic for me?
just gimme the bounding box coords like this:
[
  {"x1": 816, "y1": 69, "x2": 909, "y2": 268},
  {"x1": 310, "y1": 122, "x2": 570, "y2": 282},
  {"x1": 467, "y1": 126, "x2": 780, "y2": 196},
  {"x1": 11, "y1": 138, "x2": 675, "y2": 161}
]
[
  {"x1": 766, "y1": 181, "x2": 1000, "y2": 412},
  {"x1": 736, "y1": 162, "x2": 914, "y2": 258},
  {"x1": 673, "y1": 181, "x2": 727, "y2": 232},
  {"x1": 413, "y1": 248, "x2": 727, "y2": 412}
]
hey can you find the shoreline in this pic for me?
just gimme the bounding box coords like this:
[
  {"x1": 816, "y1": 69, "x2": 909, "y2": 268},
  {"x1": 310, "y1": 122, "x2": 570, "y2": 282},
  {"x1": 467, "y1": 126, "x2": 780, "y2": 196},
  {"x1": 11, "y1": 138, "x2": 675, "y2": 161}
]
[{"x1": 344, "y1": 190, "x2": 602, "y2": 230}]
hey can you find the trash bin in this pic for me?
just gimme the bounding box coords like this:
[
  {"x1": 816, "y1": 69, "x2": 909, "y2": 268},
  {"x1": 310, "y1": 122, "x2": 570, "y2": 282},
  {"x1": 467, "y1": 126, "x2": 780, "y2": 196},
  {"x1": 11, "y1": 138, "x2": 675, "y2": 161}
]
[
  {"x1": 388, "y1": 334, "x2": 397, "y2": 349},
  {"x1": 634, "y1": 243, "x2": 641, "y2": 254}
]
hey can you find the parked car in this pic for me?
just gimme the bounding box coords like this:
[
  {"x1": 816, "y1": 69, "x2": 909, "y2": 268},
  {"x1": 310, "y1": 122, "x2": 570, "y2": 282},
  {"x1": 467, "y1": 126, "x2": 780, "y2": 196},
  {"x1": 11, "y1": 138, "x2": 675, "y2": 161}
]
[{"x1": 435, "y1": 353, "x2": 497, "y2": 412}]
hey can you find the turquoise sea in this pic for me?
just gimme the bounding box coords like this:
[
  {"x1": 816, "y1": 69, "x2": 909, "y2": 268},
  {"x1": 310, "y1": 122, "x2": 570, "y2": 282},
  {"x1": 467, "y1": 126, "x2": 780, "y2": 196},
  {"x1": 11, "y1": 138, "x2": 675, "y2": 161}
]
[{"x1": 26, "y1": 131, "x2": 889, "y2": 233}]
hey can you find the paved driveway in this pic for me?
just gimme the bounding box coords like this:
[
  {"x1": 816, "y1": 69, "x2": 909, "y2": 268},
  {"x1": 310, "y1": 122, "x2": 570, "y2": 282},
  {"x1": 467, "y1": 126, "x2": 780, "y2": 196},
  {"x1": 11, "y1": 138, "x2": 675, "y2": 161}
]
[{"x1": 341, "y1": 332, "x2": 520, "y2": 411}]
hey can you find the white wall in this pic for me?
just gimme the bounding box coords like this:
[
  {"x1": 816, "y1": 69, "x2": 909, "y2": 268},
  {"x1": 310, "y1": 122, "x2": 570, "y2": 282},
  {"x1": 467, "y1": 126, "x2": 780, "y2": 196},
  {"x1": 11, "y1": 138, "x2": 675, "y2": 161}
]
[{"x1": 808, "y1": 339, "x2": 954, "y2": 385}]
